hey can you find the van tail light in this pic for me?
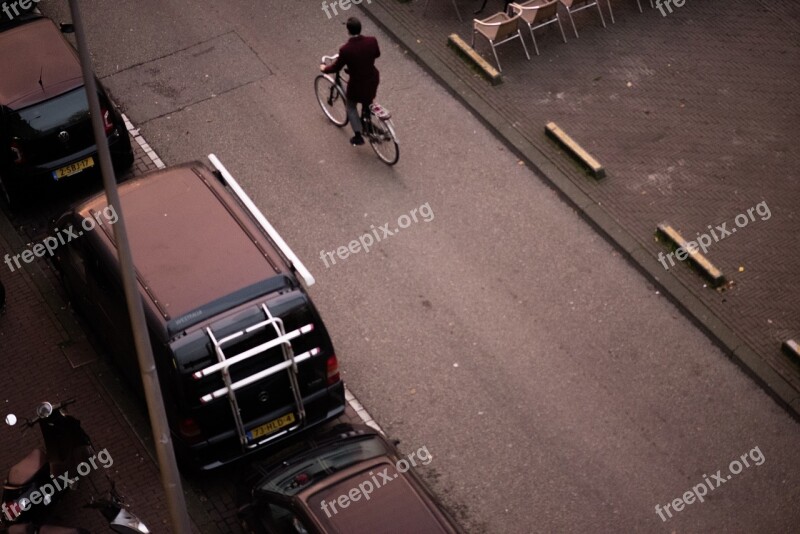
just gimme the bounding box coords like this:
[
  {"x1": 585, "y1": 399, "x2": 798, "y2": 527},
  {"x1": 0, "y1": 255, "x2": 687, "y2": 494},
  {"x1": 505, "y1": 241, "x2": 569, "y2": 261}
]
[
  {"x1": 326, "y1": 355, "x2": 340, "y2": 385},
  {"x1": 101, "y1": 107, "x2": 114, "y2": 134},
  {"x1": 178, "y1": 417, "x2": 203, "y2": 443},
  {"x1": 10, "y1": 140, "x2": 24, "y2": 164}
]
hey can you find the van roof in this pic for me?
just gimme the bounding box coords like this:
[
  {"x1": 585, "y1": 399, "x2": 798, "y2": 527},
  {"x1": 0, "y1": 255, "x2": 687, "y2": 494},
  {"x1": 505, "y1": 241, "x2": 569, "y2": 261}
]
[
  {"x1": 0, "y1": 18, "x2": 84, "y2": 110},
  {"x1": 76, "y1": 162, "x2": 290, "y2": 329}
]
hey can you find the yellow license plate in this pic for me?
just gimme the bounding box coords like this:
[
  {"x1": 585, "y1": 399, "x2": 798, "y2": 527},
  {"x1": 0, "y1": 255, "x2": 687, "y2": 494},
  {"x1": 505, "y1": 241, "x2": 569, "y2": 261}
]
[
  {"x1": 247, "y1": 413, "x2": 295, "y2": 441},
  {"x1": 53, "y1": 156, "x2": 94, "y2": 180}
]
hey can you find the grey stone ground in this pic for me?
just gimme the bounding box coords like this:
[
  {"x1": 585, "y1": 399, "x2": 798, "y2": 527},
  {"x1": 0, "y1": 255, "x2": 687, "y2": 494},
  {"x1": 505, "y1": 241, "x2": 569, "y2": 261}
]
[{"x1": 364, "y1": 0, "x2": 800, "y2": 411}]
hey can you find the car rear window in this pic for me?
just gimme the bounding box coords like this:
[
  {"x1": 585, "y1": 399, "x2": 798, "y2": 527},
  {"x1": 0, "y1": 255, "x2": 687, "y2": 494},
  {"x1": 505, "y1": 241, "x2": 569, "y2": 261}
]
[
  {"x1": 10, "y1": 87, "x2": 88, "y2": 136},
  {"x1": 259, "y1": 437, "x2": 387, "y2": 497},
  {"x1": 309, "y1": 462, "x2": 448, "y2": 533}
]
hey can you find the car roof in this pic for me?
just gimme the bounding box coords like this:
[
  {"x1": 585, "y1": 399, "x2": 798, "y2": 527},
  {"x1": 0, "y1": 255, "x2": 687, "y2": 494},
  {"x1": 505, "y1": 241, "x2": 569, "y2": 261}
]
[
  {"x1": 0, "y1": 17, "x2": 84, "y2": 109},
  {"x1": 75, "y1": 162, "x2": 289, "y2": 327},
  {"x1": 304, "y1": 459, "x2": 456, "y2": 533}
]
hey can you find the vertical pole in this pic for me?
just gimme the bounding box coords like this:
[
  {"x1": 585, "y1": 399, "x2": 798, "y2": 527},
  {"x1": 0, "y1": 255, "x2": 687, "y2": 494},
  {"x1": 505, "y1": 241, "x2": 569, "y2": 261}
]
[{"x1": 66, "y1": 2, "x2": 193, "y2": 532}]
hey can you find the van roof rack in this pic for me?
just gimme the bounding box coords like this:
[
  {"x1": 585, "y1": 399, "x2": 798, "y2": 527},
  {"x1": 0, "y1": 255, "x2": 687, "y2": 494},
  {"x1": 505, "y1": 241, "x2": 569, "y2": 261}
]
[
  {"x1": 197, "y1": 302, "x2": 315, "y2": 449},
  {"x1": 207, "y1": 154, "x2": 315, "y2": 287}
]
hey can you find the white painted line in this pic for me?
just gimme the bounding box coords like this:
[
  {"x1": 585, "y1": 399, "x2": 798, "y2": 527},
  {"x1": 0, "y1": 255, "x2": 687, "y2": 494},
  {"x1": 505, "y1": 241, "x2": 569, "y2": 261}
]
[
  {"x1": 345, "y1": 386, "x2": 385, "y2": 435},
  {"x1": 122, "y1": 113, "x2": 165, "y2": 169}
]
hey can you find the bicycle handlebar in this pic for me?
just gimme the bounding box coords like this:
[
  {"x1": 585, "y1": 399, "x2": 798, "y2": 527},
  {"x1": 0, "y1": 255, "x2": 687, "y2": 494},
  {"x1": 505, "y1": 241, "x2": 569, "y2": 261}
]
[{"x1": 321, "y1": 54, "x2": 339, "y2": 64}]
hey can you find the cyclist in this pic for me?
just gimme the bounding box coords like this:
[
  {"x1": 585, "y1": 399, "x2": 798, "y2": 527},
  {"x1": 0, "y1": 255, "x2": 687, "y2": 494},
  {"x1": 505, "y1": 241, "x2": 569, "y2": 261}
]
[{"x1": 320, "y1": 17, "x2": 380, "y2": 146}]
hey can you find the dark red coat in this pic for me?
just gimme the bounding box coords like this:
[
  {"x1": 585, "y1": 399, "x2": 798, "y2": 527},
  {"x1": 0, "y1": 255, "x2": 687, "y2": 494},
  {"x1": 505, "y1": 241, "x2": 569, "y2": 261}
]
[{"x1": 324, "y1": 35, "x2": 380, "y2": 104}]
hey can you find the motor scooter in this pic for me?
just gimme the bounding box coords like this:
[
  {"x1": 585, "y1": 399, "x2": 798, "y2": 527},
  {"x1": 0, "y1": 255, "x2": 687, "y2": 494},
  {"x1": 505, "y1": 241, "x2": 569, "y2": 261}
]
[
  {"x1": 5, "y1": 523, "x2": 88, "y2": 533},
  {"x1": 2, "y1": 400, "x2": 91, "y2": 524},
  {"x1": 0, "y1": 485, "x2": 149, "y2": 534},
  {"x1": 84, "y1": 482, "x2": 150, "y2": 533},
  {"x1": 2, "y1": 401, "x2": 150, "y2": 532}
]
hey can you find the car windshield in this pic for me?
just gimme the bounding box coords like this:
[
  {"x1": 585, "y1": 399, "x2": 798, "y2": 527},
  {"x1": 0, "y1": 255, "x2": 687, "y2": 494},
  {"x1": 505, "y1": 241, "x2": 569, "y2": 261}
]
[
  {"x1": 10, "y1": 87, "x2": 89, "y2": 137},
  {"x1": 259, "y1": 436, "x2": 387, "y2": 497}
]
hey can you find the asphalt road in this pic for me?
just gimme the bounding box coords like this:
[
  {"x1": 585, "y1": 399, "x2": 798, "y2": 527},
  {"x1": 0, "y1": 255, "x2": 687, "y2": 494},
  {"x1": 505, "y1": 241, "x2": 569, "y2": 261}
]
[{"x1": 38, "y1": 0, "x2": 800, "y2": 532}]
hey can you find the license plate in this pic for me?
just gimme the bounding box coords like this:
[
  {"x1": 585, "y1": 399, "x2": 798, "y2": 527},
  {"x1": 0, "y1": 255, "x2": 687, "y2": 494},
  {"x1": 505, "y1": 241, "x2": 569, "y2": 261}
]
[
  {"x1": 52, "y1": 156, "x2": 94, "y2": 180},
  {"x1": 247, "y1": 413, "x2": 295, "y2": 441}
]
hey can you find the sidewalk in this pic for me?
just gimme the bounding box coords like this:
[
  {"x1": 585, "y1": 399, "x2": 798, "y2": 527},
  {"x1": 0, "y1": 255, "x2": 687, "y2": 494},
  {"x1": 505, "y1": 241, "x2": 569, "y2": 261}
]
[{"x1": 361, "y1": 0, "x2": 800, "y2": 414}]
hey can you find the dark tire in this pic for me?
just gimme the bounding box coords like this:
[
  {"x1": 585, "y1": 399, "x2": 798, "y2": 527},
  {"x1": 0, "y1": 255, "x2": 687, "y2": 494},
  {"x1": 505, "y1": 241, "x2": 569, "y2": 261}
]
[
  {"x1": 0, "y1": 173, "x2": 21, "y2": 210},
  {"x1": 315, "y1": 75, "x2": 348, "y2": 127},
  {"x1": 367, "y1": 115, "x2": 399, "y2": 166},
  {"x1": 112, "y1": 132, "x2": 135, "y2": 171}
]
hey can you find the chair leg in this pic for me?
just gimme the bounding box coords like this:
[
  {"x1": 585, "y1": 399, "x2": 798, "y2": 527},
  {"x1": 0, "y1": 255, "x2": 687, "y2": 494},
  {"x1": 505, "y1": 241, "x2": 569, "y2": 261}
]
[
  {"x1": 636, "y1": 0, "x2": 643, "y2": 12},
  {"x1": 557, "y1": 16, "x2": 567, "y2": 42},
  {"x1": 567, "y1": 10, "x2": 579, "y2": 38},
  {"x1": 471, "y1": 30, "x2": 476, "y2": 48},
  {"x1": 650, "y1": 0, "x2": 654, "y2": 7},
  {"x1": 490, "y1": 41, "x2": 502, "y2": 72},
  {"x1": 450, "y1": 0, "x2": 463, "y2": 22},
  {"x1": 518, "y1": 30, "x2": 531, "y2": 59},
  {"x1": 529, "y1": 26, "x2": 540, "y2": 55},
  {"x1": 596, "y1": 1, "x2": 607, "y2": 27},
  {"x1": 607, "y1": 0, "x2": 615, "y2": 23}
]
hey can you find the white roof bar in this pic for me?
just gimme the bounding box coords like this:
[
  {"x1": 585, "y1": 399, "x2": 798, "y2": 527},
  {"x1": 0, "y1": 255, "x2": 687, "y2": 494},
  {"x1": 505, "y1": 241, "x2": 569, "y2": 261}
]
[
  {"x1": 217, "y1": 315, "x2": 285, "y2": 346},
  {"x1": 194, "y1": 323, "x2": 314, "y2": 380},
  {"x1": 207, "y1": 154, "x2": 316, "y2": 287},
  {"x1": 200, "y1": 347, "x2": 320, "y2": 404}
]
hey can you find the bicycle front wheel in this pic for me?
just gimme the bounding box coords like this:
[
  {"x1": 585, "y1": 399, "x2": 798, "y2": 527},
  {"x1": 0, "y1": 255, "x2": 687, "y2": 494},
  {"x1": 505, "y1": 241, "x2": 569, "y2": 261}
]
[
  {"x1": 367, "y1": 114, "x2": 399, "y2": 166},
  {"x1": 314, "y1": 75, "x2": 348, "y2": 127}
]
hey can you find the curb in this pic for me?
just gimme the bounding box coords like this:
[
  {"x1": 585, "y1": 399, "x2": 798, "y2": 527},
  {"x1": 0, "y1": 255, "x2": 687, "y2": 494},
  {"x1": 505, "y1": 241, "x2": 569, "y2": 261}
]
[
  {"x1": 358, "y1": 1, "x2": 799, "y2": 419},
  {"x1": 447, "y1": 34, "x2": 502, "y2": 85},
  {"x1": 656, "y1": 223, "x2": 726, "y2": 288},
  {"x1": 545, "y1": 122, "x2": 606, "y2": 178}
]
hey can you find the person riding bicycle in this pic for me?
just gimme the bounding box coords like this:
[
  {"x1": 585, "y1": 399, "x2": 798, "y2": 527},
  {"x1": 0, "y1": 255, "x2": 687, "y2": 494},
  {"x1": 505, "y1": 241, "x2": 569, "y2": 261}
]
[{"x1": 320, "y1": 17, "x2": 380, "y2": 146}]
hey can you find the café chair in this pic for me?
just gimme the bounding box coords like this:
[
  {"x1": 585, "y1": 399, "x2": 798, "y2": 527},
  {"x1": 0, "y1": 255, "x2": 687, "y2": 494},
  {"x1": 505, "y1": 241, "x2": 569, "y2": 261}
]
[
  {"x1": 509, "y1": 0, "x2": 567, "y2": 56},
  {"x1": 472, "y1": 11, "x2": 530, "y2": 71},
  {"x1": 560, "y1": 0, "x2": 608, "y2": 37}
]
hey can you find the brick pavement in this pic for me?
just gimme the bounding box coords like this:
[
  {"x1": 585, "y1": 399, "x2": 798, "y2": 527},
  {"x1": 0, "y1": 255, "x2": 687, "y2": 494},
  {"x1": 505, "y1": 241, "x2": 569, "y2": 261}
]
[{"x1": 363, "y1": 0, "x2": 800, "y2": 412}]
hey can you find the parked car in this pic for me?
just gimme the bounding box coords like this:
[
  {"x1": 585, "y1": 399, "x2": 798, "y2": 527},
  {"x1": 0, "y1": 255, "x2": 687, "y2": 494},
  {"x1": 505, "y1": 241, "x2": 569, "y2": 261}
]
[
  {"x1": 51, "y1": 157, "x2": 344, "y2": 470},
  {"x1": 0, "y1": 14, "x2": 133, "y2": 207},
  {"x1": 237, "y1": 423, "x2": 462, "y2": 534}
]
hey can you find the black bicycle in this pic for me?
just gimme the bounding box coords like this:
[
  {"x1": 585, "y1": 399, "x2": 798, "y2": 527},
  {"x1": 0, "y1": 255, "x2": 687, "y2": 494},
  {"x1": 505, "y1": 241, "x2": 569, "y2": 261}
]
[{"x1": 315, "y1": 54, "x2": 399, "y2": 166}]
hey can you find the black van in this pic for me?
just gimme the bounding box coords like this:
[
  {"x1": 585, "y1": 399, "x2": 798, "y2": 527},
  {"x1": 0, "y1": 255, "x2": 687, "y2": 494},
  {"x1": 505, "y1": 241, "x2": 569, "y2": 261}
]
[{"x1": 52, "y1": 157, "x2": 345, "y2": 470}]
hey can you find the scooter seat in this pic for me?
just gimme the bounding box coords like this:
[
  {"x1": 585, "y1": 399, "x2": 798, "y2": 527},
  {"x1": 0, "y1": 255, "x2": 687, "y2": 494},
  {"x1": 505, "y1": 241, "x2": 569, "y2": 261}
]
[
  {"x1": 39, "y1": 527, "x2": 87, "y2": 534},
  {"x1": 7, "y1": 526, "x2": 86, "y2": 534},
  {"x1": 7, "y1": 448, "x2": 47, "y2": 486}
]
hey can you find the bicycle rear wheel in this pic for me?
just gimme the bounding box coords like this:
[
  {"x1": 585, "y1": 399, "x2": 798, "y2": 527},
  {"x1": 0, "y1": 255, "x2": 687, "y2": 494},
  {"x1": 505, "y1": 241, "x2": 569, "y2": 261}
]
[
  {"x1": 314, "y1": 75, "x2": 348, "y2": 127},
  {"x1": 367, "y1": 114, "x2": 399, "y2": 166}
]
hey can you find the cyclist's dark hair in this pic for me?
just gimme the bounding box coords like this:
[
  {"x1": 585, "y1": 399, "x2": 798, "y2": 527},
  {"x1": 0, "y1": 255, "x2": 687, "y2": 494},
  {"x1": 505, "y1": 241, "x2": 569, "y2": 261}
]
[{"x1": 346, "y1": 17, "x2": 361, "y2": 36}]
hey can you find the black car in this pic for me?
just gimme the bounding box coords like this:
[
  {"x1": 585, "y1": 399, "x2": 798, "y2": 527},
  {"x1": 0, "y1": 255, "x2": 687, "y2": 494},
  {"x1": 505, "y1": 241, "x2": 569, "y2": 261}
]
[
  {"x1": 52, "y1": 158, "x2": 345, "y2": 470},
  {"x1": 0, "y1": 14, "x2": 133, "y2": 206},
  {"x1": 237, "y1": 424, "x2": 462, "y2": 534}
]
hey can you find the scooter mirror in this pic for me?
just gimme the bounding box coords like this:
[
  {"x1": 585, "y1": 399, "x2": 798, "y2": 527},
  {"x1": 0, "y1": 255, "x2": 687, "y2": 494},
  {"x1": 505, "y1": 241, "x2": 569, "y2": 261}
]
[
  {"x1": 5, "y1": 413, "x2": 17, "y2": 426},
  {"x1": 36, "y1": 402, "x2": 53, "y2": 419}
]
